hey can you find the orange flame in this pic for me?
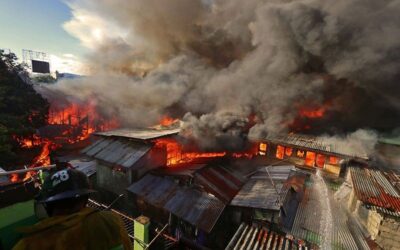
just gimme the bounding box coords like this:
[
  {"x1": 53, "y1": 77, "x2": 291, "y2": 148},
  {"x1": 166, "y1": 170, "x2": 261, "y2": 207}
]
[
  {"x1": 299, "y1": 107, "x2": 325, "y2": 118},
  {"x1": 10, "y1": 174, "x2": 18, "y2": 183},
  {"x1": 154, "y1": 138, "x2": 226, "y2": 166},
  {"x1": 30, "y1": 140, "x2": 53, "y2": 168},
  {"x1": 48, "y1": 100, "x2": 119, "y2": 143},
  {"x1": 159, "y1": 116, "x2": 179, "y2": 126},
  {"x1": 154, "y1": 138, "x2": 259, "y2": 166}
]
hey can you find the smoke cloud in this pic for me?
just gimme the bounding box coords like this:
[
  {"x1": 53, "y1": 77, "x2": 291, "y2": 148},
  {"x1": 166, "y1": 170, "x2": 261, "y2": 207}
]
[{"x1": 40, "y1": 0, "x2": 400, "y2": 153}]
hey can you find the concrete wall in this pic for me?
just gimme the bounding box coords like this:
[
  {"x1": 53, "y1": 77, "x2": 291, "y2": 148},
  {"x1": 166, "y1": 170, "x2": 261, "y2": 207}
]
[
  {"x1": 375, "y1": 216, "x2": 400, "y2": 250},
  {"x1": 348, "y1": 195, "x2": 400, "y2": 249}
]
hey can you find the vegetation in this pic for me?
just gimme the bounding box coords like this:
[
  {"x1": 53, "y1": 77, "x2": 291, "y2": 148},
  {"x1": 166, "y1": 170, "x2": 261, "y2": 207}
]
[
  {"x1": 31, "y1": 74, "x2": 56, "y2": 84},
  {"x1": 0, "y1": 50, "x2": 49, "y2": 168}
]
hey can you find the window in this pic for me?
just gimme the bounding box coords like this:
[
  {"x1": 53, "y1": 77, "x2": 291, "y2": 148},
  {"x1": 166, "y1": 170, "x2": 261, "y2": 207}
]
[
  {"x1": 305, "y1": 151, "x2": 316, "y2": 167},
  {"x1": 259, "y1": 143, "x2": 267, "y2": 155},
  {"x1": 276, "y1": 145, "x2": 285, "y2": 159}
]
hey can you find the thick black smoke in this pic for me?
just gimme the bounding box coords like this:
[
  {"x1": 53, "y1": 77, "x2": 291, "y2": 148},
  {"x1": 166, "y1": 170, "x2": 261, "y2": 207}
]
[{"x1": 41, "y1": 0, "x2": 400, "y2": 154}]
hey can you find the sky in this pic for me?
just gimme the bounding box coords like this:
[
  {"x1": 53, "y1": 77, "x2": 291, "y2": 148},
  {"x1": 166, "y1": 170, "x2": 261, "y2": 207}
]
[{"x1": 0, "y1": 0, "x2": 86, "y2": 74}]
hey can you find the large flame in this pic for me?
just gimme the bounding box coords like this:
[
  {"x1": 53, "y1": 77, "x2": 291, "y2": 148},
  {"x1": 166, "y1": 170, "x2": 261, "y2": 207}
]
[
  {"x1": 299, "y1": 106, "x2": 326, "y2": 118},
  {"x1": 154, "y1": 138, "x2": 259, "y2": 167},
  {"x1": 11, "y1": 100, "x2": 120, "y2": 183},
  {"x1": 159, "y1": 116, "x2": 179, "y2": 127},
  {"x1": 154, "y1": 138, "x2": 226, "y2": 166}
]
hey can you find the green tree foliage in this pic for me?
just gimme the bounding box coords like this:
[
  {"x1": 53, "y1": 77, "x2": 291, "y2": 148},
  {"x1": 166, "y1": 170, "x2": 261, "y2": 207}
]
[
  {"x1": 32, "y1": 74, "x2": 56, "y2": 84},
  {"x1": 0, "y1": 50, "x2": 49, "y2": 167}
]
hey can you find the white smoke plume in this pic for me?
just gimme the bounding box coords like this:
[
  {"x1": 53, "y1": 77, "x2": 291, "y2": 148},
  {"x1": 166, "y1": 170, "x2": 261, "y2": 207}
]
[{"x1": 40, "y1": 0, "x2": 400, "y2": 153}]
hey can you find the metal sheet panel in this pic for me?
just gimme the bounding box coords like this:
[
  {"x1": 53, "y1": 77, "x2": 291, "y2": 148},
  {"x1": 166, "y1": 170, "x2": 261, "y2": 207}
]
[
  {"x1": 82, "y1": 137, "x2": 151, "y2": 169},
  {"x1": 230, "y1": 166, "x2": 298, "y2": 210},
  {"x1": 95, "y1": 128, "x2": 180, "y2": 140},
  {"x1": 226, "y1": 223, "x2": 306, "y2": 250},
  {"x1": 350, "y1": 167, "x2": 400, "y2": 212},
  {"x1": 81, "y1": 138, "x2": 105, "y2": 154},
  {"x1": 230, "y1": 179, "x2": 283, "y2": 210},
  {"x1": 164, "y1": 188, "x2": 225, "y2": 233},
  {"x1": 69, "y1": 159, "x2": 97, "y2": 177},
  {"x1": 195, "y1": 165, "x2": 244, "y2": 203},
  {"x1": 127, "y1": 175, "x2": 178, "y2": 208}
]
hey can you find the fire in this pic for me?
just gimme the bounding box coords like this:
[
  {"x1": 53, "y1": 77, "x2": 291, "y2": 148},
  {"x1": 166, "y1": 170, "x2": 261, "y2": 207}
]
[
  {"x1": 30, "y1": 140, "x2": 56, "y2": 168},
  {"x1": 48, "y1": 101, "x2": 119, "y2": 142},
  {"x1": 276, "y1": 145, "x2": 285, "y2": 159},
  {"x1": 10, "y1": 174, "x2": 18, "y2": 183},
  {"x1": 159, "y1": 116, "x2": 179, "y2": 126},
  {"x1": 11, "y1": 99, "x2": 120, "y2": 183},
  {"x1": 154, "y1": 138, "x2": 258, "y2": 166},
  {"x1": 154, "y1": 138, "x2": 226, "y2": 166},
  {"x1": 305, "y1": 151, "x2": 316, "y2": 167},
  {"x1": 299, "y1": 106, "x2": 325, "y2": 118}
]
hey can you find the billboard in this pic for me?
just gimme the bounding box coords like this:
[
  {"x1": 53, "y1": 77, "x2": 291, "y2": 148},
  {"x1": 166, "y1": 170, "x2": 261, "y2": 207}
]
[{"x1": 31, "y1": 60, "x2": 50, "y2": 73}]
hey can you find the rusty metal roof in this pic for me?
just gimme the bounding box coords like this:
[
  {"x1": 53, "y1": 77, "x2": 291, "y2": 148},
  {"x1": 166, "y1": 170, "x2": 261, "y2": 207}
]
[
  {"x1": 230, "y1": 165, "x2": 300, "y2": 210},
  {"x1": 257, "y1": 134, "x2": 369, "y2": 159},
  {"x1": 194, "y1": 164, "x2": 245, "y2": 203},
  {"x1": 127, "y1": 174, "x2": 225, "y2": 233},
  {"x1": 95, "y1": 128, "x2": 180, "y2": 140},
  {"x1": 164, "y1": 187, "x2": 225, "y2": 233},
  {"x1": 81, "y1": 137, "x2": 151, "y2": 169},
  {"x1": 127, "y1": 174, "x2": 178, "y2": 208},
  {"x1": 226, "y1": 223, "x2": 308, "y2": 250},
  {"x1": 69, "y1": 159, "x2": 97, "y2": 177},
  {"x1": 350, "y1": 167, "x2": 400, "y2": 213}
]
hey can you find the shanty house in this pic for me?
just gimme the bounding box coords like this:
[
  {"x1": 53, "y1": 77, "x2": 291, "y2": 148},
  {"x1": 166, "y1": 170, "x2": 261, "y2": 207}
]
[
  {"x1": 230, "y1": 165, "x2": 306, "y2": 231},
  {"x1": 345, "y1": 167, "x2": 400, "y2": 250},
  {"x1": 82, "y1": 128, "x2": 179, "y2": 194},
  {"x1": 126, "y1": 163, "x2": 247, "y2": 249},
  {"x1": 254, "y1": 134, "x2": 369, "y2": 177}
]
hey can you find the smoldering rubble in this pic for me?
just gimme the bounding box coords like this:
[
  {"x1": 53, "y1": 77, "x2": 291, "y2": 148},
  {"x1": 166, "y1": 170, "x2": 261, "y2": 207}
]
[{"x1": 39, "y1": 0, "x2": 400, "y2": 153}]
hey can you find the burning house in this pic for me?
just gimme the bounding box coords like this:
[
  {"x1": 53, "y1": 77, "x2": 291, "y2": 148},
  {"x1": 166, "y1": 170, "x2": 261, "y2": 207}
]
[
  {"x1": 253, "y1": 134, "x2": 370, "y2": 177},
  {"x1": 81, "y1": 128, "x2": 180, "y2": 195}
]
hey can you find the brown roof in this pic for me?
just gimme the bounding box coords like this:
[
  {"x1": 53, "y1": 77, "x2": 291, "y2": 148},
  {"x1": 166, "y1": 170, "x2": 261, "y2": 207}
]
[
  {"x1": 194, "y1": 164, "x2": 245, "y2": 203},
  {"x1": 350, "y1": 167, "x2": 400, "y2": 213}
]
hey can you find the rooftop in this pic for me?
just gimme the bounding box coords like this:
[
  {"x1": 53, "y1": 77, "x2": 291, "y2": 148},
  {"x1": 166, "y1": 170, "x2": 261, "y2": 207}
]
[
  {"x1": 230, "y1": 165, "x2": 302, "y2": 210},
  {"x1": 81, "y1": 137, "x2": 151, "y2": 169},
  {"x1": 226, "y1": 222, "x2": 308, "y2": 250},
  {"x1": 349, "y1": 167, "x2": 400, "y2": 214},
  {"x1": 95, "y1": 127, "x2": 180, "y2": 141},
  {"x1": 194, "y1": 164, "x2": 246, "y2": 203},
  {"x1": 127, "y1": 174, "x2": 225, "y2": 233},
  {"x1": 256, "y1": 134, "x2": 369, "y2": 159}
]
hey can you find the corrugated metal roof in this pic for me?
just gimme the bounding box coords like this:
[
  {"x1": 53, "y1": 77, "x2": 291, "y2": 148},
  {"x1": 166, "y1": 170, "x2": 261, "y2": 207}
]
[
  {"x1": 226, "y1": 223, "x2": 308, "y2": 250},
  {"x1": 127, "y1": 174, "x2": 225, "y2": 233},
  {"x1": 69, "y1": 159, "x2": 97, "y2": 177},
  {"x1": 257, "y1": 134, "x2": 369, "y2": 159},
  {"x1": 127, "y1": 174, "x2": 178, "y2": 208},
  {"x1": 194, "y1": 165, "x2": 245, "y2": 203},
  {"x1": 230, "y1": 166, "x2": 298, "y2": 210},
  {"x1": 95, "y1": 128, "x2": 180, "y2": 140},
  {"x1": 367, "y1": 205, "x2": 400, "y2": 217},
  {"x1": 81, "y1": 138, "x2": 151, "y2": 169},
  {"x1": 0, "y1": 167, "x2": 10, "y2": 184},
  {"x1": 164, "y1": 187, "x2": 225, "y2": 233},
  {"x1": 291, "y1": 175, "x2": 362, "y2": 249},
  {"x1": 350, "y1": 167, "x2": 400, "y2": 213}
]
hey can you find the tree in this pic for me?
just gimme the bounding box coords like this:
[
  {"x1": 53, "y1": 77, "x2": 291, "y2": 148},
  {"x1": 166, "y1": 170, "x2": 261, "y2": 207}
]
[{"x1": 0, "y1": 50, "x2": 49, "y2": 168}]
